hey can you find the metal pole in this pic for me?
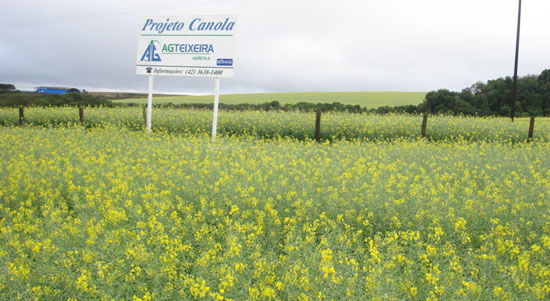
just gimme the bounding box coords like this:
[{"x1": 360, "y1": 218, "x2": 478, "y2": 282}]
[
  {"x1": 511, "y1": 0, "x2": 522, "y2": 121},
  {"x1": 212, "y1": 77, "x2": 221, "y2": 140},
  {"x1": 147, "y1": 74, "x2": 154, "y2": 134}
]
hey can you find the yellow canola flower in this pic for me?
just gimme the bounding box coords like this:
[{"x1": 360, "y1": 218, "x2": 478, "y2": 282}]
[{"x1": 1, "y1": 124, "x2": 550, "y2": 300}]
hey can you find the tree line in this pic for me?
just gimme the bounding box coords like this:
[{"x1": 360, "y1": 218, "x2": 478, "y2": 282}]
[
  {"x1": 0, "y1": 84, "x2": 16, "y2": 93},
  {"x1": 134, "y1": 69, "x2": 550, "y2": 116},
  {"x1": 2, "y1": 69, "x2": 549, "y2": 116},
  {"x1": 0, "y1": 88, "x2": 112, "y2": 107},
  {"x1": 420, "y1": 69, "x2": 550, "y2": 117}
]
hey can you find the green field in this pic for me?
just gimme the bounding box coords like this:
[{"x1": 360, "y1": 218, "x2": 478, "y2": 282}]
[
  {"x1": 114, "y1": 91, "x2": 427, "y2": 108},
  {"x1": 1, "y1": 124, "x2": 549, "y2": 299},
  {"x1": 1, "y1": 107, "x2": 549, "y2": 299}
]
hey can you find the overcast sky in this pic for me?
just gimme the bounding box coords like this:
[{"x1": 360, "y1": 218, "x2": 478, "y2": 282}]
[{"x1": 1, "y1": 0, "x2": 550, "y2": 94}]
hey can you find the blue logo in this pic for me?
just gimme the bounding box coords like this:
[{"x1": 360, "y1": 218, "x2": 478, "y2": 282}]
[
  {"x1": 216, "y1": 58, "x2": 233, "y2": 66},
  {"x1": 140, "y1": 40, "x2": 161, "y2": 62}
]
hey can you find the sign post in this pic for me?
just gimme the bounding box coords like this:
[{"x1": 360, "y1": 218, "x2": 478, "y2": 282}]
[
  {"x1": 146, "y1": 74, "x2": 154, "y2": 134},
  {"x1": 136, "y1": 15, "x2": 237, "y2": 138},
  {"x1": 212, "y1": 77, "x2": 221, "y2": 139}
]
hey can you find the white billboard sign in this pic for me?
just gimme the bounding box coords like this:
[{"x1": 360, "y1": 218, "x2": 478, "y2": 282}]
[{"x1": 136, "y1": 15, "x2": 237, "y2": 78}]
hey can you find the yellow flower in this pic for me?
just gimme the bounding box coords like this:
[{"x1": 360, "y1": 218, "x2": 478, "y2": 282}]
[
  {"x1": 493, "y1": 286, "x2": 503, "y2": 297},
  {"x1": 262, "y1": 286, "x2": 275, "y2": 299},
  {"x1": 248, "y1": 287, "x2": 260, "y2": 298}
]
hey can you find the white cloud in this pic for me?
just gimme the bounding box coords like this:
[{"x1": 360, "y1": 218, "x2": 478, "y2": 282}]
[{"x1": 1, "y1": 0, "x2": 549, "y2": 93}]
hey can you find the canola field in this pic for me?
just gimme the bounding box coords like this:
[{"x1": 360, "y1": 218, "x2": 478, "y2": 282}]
[
  {"x1": 1, "y1": 123, "x2": 550, "y2": 300},
  {"x1": 0, "y1": 107, "x2": 548, "y2": 143}
]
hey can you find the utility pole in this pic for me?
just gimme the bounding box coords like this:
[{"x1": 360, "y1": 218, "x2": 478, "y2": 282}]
[{"x1": 510, "y1": 0, "x2": 522, "y2": 121}]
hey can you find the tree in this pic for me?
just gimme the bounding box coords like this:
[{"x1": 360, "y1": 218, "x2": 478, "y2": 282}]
[
  {"x1": 538, "y1": 69, "x2": 550, "y2": 116},
  {"x1": 516, "y1": 75, "x2": 540, "y2": 116},
  {"x1": 420, "y1": 70, "x2": 550, "y2": 116},
  {"x1": 422, "y1": 89, "x2": 460, "y2": 113},
  {"x1": 0, "y1": 84, "x2": 16, "y2": 93}
]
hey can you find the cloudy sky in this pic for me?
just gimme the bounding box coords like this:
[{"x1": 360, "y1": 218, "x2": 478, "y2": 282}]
[{"x1": 1, "y1": 0, "x2": 549, "y2": 94}]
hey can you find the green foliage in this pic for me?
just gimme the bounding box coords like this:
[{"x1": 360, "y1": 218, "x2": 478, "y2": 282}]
[
  {"x1": 119, "y1": 100, "x2": 421, "y2": 115},
  {"x1": 0, "y1": 93, "x2": 112, "y2": 107},
  {"x1": 538, "y1": 69, "x2": 550, "y2": 115},
  {"x1": 421, "y1": 70, "x2": 550, "y2": 116},
  {"x1": 113, "y1": 69, "x2": 550, "y2": 117},
  {"x1": 0, "y1": 84, "x2": 16, "y2": 93}
]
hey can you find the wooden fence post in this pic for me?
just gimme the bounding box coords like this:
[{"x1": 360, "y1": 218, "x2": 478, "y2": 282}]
[
  {"x1": 315, "y1": 110, "x2": 322, "y2": 143},
  {"x1": 421, "y1": 112, "x2": 428, "y2": 138},
  {"x1": 79, "y1": 107, "x2": 84, "y2": 126},
  {"x1": 527, "y1": 116, "x2": 535, "y2": 143},
  {"x1": 19, "y1": 107, "x2": 24, "y2": 126}
]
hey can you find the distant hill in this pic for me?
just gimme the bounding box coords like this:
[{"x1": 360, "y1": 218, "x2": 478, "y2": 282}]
[{"x1": 112, "y1": 91, "x2": 426, "y2": 108}]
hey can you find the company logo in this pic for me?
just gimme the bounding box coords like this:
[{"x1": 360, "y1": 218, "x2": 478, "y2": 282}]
[
  {"x1": 140, "y1": 40, "x2": 161, "y2": 62},
  {"x1": 216, "y1": 58, "x2": 233, "y2": 66},
  {"x1": 162, "y1": 43, "x2": 214, "y2": 54}
]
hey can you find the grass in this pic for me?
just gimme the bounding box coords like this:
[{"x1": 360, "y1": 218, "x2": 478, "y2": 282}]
[{"x1": 113, "y1": 91, "x2": 427, "y2": 108}]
